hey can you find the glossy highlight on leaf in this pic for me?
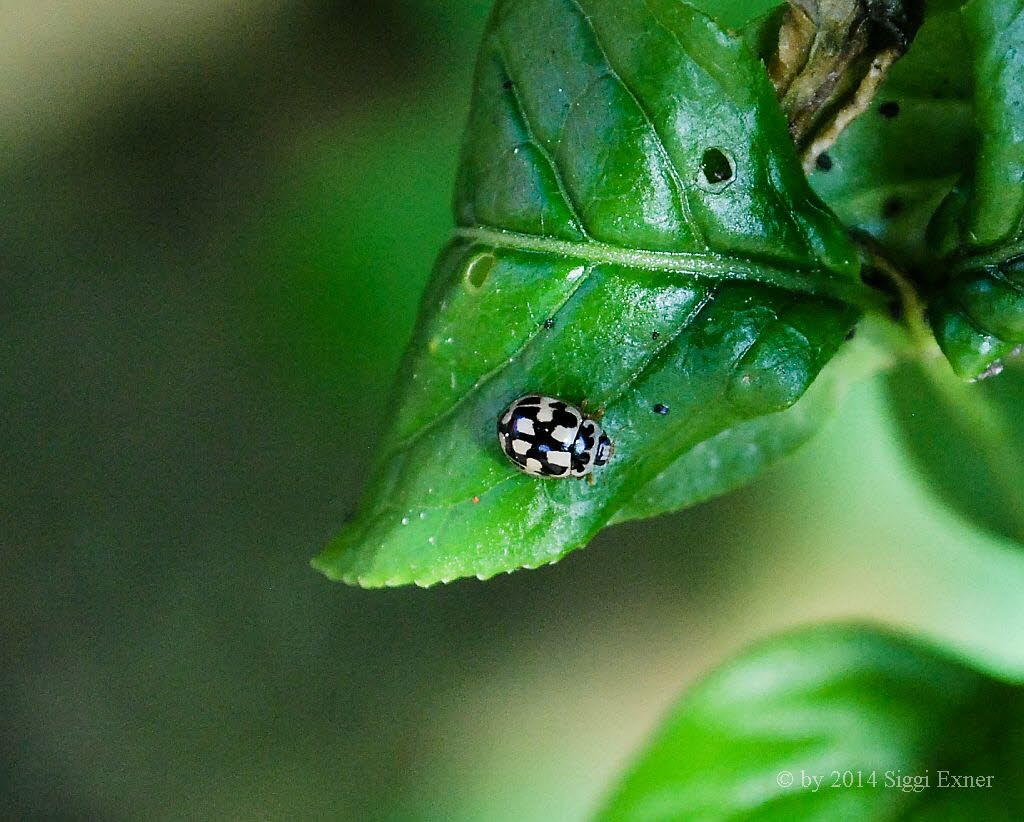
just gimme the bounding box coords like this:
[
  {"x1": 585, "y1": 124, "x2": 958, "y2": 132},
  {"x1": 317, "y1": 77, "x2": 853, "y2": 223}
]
[
  {"x1": 926, "y1": 0, "x2": 1024, "y2": 379},
  {"x1": 314, "y1": 0, "x2": 868, "y2": 587}
]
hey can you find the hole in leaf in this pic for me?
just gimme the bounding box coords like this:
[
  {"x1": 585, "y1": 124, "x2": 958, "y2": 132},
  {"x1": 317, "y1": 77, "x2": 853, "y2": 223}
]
[
  {"x1": 700, "y1": 148, "x2": 733, "y2": 185},
  {"x1": 464, "y1": 253, "x2": 496, "y2": 291}
]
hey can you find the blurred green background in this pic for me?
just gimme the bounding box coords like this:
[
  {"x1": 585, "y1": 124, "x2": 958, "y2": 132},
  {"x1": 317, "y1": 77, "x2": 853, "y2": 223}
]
[{"x1": 5, "y1": 1, "x2": 1024, "y2": 819}]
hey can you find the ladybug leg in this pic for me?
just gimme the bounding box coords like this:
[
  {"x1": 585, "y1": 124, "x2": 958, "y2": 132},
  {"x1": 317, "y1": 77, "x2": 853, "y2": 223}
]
[{"x1": 586, "y1": 473, "x2": 596, "y2": 486}]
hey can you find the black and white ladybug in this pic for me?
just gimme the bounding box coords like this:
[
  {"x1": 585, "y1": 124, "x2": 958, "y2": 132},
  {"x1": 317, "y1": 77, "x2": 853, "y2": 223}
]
[{"x1": 497, "y1": 395, "x2": 613, "y2": 478}]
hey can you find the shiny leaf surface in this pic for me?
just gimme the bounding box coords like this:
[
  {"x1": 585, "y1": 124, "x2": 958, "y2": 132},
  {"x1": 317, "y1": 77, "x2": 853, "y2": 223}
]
[{"x1": 314, "y1": 0, "x2": 869, "y2": 587}]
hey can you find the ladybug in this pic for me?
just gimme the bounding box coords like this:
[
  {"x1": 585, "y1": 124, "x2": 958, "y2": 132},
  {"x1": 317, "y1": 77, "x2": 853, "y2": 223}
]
[{"x1": 497, "y1": 395, "x2": 613, "y2": 478}]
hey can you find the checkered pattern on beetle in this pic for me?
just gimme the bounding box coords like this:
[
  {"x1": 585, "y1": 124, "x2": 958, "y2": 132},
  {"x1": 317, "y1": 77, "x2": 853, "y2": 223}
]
[{"x1": 497, "y1": 395, "x2": 613, "y2": 478}]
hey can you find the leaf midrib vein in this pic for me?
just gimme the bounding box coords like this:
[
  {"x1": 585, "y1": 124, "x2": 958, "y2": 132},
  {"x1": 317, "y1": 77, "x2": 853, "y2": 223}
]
[
  {"x1": 378, "y1": 227, "x2": 871, "y2": 475},
  {"x1": 455, "y1": 225, "x2": 870, "y2": 304}
]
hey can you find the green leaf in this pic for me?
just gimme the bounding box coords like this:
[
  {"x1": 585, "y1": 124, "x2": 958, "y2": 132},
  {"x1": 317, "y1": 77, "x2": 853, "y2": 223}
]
[
  {"x1": 855, "y1": 0, "x2": 1024, "y2": 548},
  {"x1": 686, "y1": 0, "x2": 784, "y2": 31},
  {"x1": 885, "y1": 360, "x2": 1024, "y2": 546},
  {"x1": 810, "y1": 1, "x2": 972, "y2": 268},
  {"x1": 314, "y1": 0, "x2": 872, "y2": 587},
  {"x1": 612, "y1": 314, "x2": 906, "y2": 526},
  {"x1": 595, "y1": 625, "x2": 1024, "y2": 821},
  {"x1": 926, "y1": 0, "x2": 1024, "y2": 379},
  {"x1": 610, "y1": 358, "x2": 838, "y2": 525}
]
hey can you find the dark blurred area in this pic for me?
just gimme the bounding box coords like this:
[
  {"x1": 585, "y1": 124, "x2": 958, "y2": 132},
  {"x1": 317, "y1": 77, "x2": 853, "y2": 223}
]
[
  {"x1": 4, "y1": 2, "x2": 1022, "y2": 819},
  {"x1": 0, "y1": 3, "x2": 750, "y2": 818}
]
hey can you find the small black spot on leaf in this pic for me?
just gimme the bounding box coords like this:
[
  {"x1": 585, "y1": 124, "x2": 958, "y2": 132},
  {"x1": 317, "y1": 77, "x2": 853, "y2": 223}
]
[
  {"x1": 882, "y1": 197, "x2": 904, "y2": 219},
  {"x1": 543, "y1": 318, "x2": 554, "y2": 329},
  {"x1": 653, "y1": 403, "x2": 670, "y2": 415},
  {"x1": 651, "y1": 331, "x2": 661, "y2": 340},
  {"x1": 879, "y1": 100, "x2": 900, "y2": 118},
  {"x1": 815, "y1": 153, "x2": 833, "y2": 171}
]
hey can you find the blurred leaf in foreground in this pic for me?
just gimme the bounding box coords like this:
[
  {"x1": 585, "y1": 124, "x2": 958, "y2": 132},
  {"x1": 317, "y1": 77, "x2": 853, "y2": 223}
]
[
  {"x1": 885, "y1": 360, "x2": 1024, "y2": 547},
  {"x1": 877, "y1": 0, "x2": 1024, "y2": 551},
  {"x1": 314, "y1": 0, "x2": 873, "y2": 587},
  {"x1": 597, "y1": 624, "x2": 1024, "y2": 821}
]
